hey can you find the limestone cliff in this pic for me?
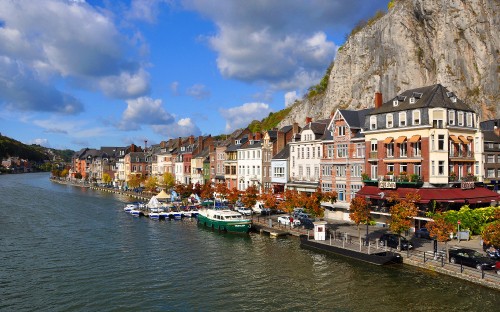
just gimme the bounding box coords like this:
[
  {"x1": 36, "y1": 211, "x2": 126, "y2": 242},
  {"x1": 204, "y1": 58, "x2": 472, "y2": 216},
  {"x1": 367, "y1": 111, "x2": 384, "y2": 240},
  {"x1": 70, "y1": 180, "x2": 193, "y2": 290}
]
[{"x1": 279, "y1": 0, "x2": 500, "y2": 127}]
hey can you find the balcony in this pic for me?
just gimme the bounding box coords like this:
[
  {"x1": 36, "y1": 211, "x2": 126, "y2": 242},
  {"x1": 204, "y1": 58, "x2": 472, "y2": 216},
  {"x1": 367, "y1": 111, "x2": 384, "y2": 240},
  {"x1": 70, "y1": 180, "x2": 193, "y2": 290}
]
[
  {"x1": 368, "y1": 152, "x2": 378, "y2": 159},
  {"x1": 362, "y1": 173, "x2": 423, "y2": 187}
]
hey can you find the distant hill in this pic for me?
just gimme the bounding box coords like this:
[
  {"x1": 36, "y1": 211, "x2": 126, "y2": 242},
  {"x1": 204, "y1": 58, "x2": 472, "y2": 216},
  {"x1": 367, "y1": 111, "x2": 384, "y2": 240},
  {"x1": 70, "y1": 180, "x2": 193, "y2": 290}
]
[
  {"x1": 247, "y1": 106, "x2": 293, "y2": 133},
  {"x1": 0, "y1": 134, "x2": 74, "y2": 163}
]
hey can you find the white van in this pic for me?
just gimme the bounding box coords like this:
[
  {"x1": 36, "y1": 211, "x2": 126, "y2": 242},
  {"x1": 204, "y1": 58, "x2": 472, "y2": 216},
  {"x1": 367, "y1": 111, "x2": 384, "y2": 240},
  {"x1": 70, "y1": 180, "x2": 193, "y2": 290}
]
[{"x1": 252, "y1": 201, "x2": 264, "y2": 214}]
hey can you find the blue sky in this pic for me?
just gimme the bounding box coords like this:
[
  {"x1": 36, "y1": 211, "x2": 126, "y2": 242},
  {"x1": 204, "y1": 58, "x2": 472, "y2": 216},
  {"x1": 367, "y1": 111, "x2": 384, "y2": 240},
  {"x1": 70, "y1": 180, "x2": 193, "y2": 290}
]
[{"x1": 0, "y1": 0, "x2": 389, "y2": 151}]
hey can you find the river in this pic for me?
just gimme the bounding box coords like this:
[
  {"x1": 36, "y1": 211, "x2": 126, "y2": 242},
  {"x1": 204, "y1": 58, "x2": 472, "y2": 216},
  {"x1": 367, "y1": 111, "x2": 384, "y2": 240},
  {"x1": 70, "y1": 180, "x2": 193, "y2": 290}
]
[{"x1": 0, "y1": 173, "x2": 498, "y2": 311}]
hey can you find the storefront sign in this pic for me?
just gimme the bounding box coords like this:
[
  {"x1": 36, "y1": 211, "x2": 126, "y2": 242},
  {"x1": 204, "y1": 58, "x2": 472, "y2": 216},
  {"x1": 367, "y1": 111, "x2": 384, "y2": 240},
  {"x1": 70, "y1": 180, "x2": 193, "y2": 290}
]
[
  {"x1": 461, "y1": 181, "x2": 475, "y2": 190},
  {"x1": 379, "y1": 181, "x2": 396, "y2": 189}
]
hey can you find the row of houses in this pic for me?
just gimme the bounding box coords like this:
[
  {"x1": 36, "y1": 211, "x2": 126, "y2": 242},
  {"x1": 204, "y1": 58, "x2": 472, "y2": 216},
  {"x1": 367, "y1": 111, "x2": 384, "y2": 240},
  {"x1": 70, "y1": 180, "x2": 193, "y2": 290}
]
[{"x1": 71, "y1": 84, "x2": 500, "y2": 223}]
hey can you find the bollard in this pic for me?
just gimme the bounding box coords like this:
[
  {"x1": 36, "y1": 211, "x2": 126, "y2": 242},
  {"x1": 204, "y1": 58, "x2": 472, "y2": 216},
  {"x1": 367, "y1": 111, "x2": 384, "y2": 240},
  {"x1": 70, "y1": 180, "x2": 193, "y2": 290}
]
[
  {"x1": 368, "y1": 242, "x2": 371, "y2": 254},
  {"x1": 376, "y1": 238, "x2": 379, "y2": 250},
  {"x1": 330, "y1": 234, "x2": 332, "y2": 246}
]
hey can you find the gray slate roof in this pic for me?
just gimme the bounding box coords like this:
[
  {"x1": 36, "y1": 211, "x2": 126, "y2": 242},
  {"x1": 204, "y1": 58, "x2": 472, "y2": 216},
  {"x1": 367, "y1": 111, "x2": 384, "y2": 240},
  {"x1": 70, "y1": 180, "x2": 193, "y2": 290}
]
[
  {"x1": 272, "y1": 145, "x2": 290, "y2": 160},
  {"x1": 372, "y1": 84, "x2": 474, "y2": 114}
]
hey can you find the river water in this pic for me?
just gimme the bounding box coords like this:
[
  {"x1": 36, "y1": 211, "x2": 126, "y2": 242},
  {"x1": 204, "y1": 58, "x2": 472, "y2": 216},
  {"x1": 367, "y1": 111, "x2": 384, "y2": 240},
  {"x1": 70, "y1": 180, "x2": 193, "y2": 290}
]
[{"x1": 0, "y1": 173, "x2": 498, "y2": 311}]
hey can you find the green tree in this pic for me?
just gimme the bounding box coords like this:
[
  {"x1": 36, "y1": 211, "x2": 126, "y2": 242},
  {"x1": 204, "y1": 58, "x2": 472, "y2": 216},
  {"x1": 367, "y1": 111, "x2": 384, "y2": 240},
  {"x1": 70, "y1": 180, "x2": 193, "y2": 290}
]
[
  {"x1": 160, "y1": 172, "x2": 175, "y2": 190},
  {"x1": 144, "y1": 176, "x2": 158, "y2": 192},
  {"x1": 102, "y1": 173, "x2": 112, "y2": 184},
  {"x1": 60, "y1": 168, "x2": 69, "y2": 177},
  {"x1": 127, "y1": 174, "x2": 143, "y2": 189}
]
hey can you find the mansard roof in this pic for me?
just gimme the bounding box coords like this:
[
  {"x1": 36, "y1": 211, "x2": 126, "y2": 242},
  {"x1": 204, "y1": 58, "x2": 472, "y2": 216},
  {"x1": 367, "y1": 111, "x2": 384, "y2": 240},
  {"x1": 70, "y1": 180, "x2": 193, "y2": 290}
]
[
  {"x1": 339, "y1": 109, "x2": 374, "y2": 128},
  {"x1": 272, "y1": 145, "x2": 290, "y2": 160},
  {"x1": 372, "y1": 84, "x2": 474, "y2": 114}
]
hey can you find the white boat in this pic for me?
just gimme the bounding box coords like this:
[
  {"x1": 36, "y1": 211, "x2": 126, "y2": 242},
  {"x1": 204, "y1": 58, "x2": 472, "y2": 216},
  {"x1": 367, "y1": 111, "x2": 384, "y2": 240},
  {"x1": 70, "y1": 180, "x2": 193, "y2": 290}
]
[{"x1": 124, "y1": 204, "x2": 136, "y2": 212}]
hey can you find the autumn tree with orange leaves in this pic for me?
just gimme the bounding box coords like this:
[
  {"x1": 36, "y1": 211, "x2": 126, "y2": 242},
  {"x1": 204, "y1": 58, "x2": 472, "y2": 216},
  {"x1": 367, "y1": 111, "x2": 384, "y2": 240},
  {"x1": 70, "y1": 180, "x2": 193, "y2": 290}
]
[
  {"x1": 349, "y1": 196, "x2": 371, "y2": 242},
  {"x1": 426, "y1": 214, "x2": 454, "y2": 256},
  {"x1": 259, "y1": 191, "x2": 278, "y2": 210},
  {"x1": 388, "y1": 192, "x2": 420, "y2": 250},
  {"x1": 200, "y1": 182, "x2": 214, "y2": 200},
  {"x1": 226, "y1": 187, "x2": 241, "y2": 205},
  {"x1": 241, "y1": 185, "x2": 259, "y2": 208}
]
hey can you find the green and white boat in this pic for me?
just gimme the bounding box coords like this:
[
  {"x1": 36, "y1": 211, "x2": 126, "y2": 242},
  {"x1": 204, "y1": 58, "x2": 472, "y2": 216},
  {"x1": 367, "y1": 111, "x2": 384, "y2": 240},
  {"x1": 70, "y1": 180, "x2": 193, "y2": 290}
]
[{"x1": 197, "y1": 208, "x2": 252, "y2": 233}]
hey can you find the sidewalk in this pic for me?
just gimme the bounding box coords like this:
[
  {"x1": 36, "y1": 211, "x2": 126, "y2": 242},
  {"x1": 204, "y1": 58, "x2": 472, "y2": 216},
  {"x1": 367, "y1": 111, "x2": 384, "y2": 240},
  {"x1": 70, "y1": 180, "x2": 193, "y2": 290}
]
[{"x1": 324, "y1": 219, "x2": 485, "y2": 253}]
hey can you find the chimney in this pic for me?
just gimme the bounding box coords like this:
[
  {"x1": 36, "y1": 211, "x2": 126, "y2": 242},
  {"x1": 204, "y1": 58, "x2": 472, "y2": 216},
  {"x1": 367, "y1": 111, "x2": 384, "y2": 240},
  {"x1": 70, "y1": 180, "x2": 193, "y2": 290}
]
[
  {"x1": 374, "y1": 92, "x2": 383, "y2": 109},
  {"x1": 248, "y1": 133, "x2": 253, "y2": 141},
  {"x1": 198, "y1": 135, "x2": 204, "y2": 153},
  {"x1": 178, "y1": 137, "x2": 182, "y2": 147},
  {"x1": 292, "y1": 122, "x2": 299, "y2": 135},
  {"x1": 160, "y1": 141, "x2": 167, "y2": 148},
  {"x1": 305, "y1": 117, "x2": 312, "y2": 124},
  {"x1": 277, "y1": 130, "x2": 285, "y2": 152},
  {"x1": 189, "y1": 135, "x2": 194, "y2": 145},
  {"x1": 254, "y1": 132, "x2": 261, "y2": 140},
  {"x1": 494, "y1": 126, "x2": 500, "y2": 137}
]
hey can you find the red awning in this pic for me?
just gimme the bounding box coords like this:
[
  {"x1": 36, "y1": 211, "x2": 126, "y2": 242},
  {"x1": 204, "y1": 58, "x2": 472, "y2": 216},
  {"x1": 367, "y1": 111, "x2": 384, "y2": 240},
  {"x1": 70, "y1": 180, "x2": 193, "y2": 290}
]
[{"x1": 356, "y1": 186, "x2": 500, "y2": 204}]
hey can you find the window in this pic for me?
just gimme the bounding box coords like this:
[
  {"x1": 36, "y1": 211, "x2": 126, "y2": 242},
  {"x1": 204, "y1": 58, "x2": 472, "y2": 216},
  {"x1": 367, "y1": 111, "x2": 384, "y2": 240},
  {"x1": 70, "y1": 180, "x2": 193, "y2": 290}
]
[
  {"x1": 337, "y1": 144, "x2": 348, "y2": 158},
  {"x1": 336, "y1": 165, "x2": 346, "y2": 177},
  {"x1": 327, "y1": 145, "x2": 334, "y2": 158},
  {"x1": 321, "y1": 183, "x2": 332, "y2": 192},
  {"x1": 322, "y1": 165, "x2": 332, "y2": 176},
  {"x1": 338, "y1": 126, "x2": 346, "y2": 136},
  {"x1": 314, "y1": 165, "x2": 319, "y2": 179},
  {"x1": 317, "y1": 146, "x2": 321, "y2": 158},
  {"x1": 312, "y1": 146, "x2": 315, "y2": 158},
  {"x1": 414, "y1": 164, "x2": 421, "y2": 177},
  {"x1": 431, "y1": 161, "x2": 435, "y2": 176},
  {"x1": 298, "y1": 165, "x2": 303, "y2": 178},
  {"x1": 400, "y1": 163, "x2": 407, "y2": 174},
  {"x1": 337, "y1": 184, "x2": 346, "y2": 202},
  {"x1": 351, "y1": 165, "x2": 362, "y2": 177},
  {"x1": 475, "y1": 161, "x2": 479, "y2": 175},
  {"x1": 350, "y1": 184, "x2": 362, "y2": 199},
  {"x1": 438, "y1": 161, "x2": 445, "y2": 175},
  {"x1": 387, "y1": 164, "x2": 394, "y2": 174},
  {"x1": 400, "y1": 141, "x2": 407, "y2": 157},
  {"x1": 411, "y1": 110, "x2": 420, "y2": 125},
  {"x1": 497, "y1": 169, "x2": 500, "y2": 178},
  {"x1": 386, "y1": 114, "x2": 393, "y2": 128},
  {"x1": 458, "y1": 111, "x2": 464, "y2": 126},
  {"x1": 487, "y1": 169, "x2": 495, "y2": 178},
  {"x1": 292, "y1": 156, "x2": 295, "y2": 168},
  {"x1": 371, "y1": 141, "x2": 378, "y2": 152},
  {"x1": 370, "y1": 116, "x2": 377, "y2": 130},
  {"x1": 301, "y1": 147, "x2": 304, "y2": 159},
  {"x1": 370, "y1": 163, "x2": 378, "y2": 180},
  {"x1": 399, "y1": 112, "x2": 406, "y2": 127},
  {"x1": 433, "y1": 110, "x2": 445, "y2": 128},
  {"x1": 356, "y1": 143, "x2": 365, "y2": 158},
  {"x1": 306, "y1": 166, "x2": 311, "y2": 178},
  {"x1": 438, "y1": 135, "x2": 445, "y2": 150},
  {"x1": 413, "y1": 141, "x2": 421, "y2": 156},
  {"x1": 487, "y1": 155, "x2": 495, "y2": 163},
  {"x1": 466, "y1": 113, "x2": 473, "y2": 127},
  {"x1": 448, "y1": 110, "x2": 455, "y2": 126},
  {"x1": 386, "y1": 142, "x2": 394, "y2": 157},
  {"x1": 307, "y1": 147, "x2": 310, "y2": 159}
]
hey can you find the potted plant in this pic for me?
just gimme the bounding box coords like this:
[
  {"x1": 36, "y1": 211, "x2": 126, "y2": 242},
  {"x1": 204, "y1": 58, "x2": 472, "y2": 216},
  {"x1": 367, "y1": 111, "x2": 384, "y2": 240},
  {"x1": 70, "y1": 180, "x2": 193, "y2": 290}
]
[
  {"x1": 449, "y1": 171, "x2": 456, "y2": 182},
  {"x1": 410, "y1": 174, "x2": 419, "y2": 182},
  {"x1": 399, "y1": 171, "x2": 409, "y2": 182},
  {"x1": 361, "y1": 173, "x2": 370, "y2": 181}
]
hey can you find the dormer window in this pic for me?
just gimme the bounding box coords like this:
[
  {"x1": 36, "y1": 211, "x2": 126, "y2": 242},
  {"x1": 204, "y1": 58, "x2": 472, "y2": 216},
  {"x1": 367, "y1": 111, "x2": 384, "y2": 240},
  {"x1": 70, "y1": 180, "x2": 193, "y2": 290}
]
[
  {"x1": 370, "y1": 116, "x2": 377, "y2": 130},
  {"x1": 451, "y1": 97, "x2": 457, "y2": 103},
  {"x1": 412, "y1": 92, "x2": 423, "y2": 99},
  {"x1": 386, "y1": 114, "x2": 393, "y2": 128},
  {"x1": 448, "y1": 110, "x2": 455, "y2": 125},
  {"x1": 393, "y1": 100, "x2": 399, "y2": 107},
  {"x1": 181, "y1": 147, "x2": 185, "y2": 151},
  {"x1": 409, "y1": 97, "x2": 415, "y2": 104},
  {"x1": 337, "y1": 126, "x2": 346, "y2": 136}
]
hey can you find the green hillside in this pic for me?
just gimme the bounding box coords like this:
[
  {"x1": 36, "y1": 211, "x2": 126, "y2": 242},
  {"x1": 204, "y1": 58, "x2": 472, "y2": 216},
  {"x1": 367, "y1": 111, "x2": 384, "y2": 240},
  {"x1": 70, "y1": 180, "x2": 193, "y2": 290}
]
[{"x1": 0, "y1": 134, "x2": 74, "y2": 163}]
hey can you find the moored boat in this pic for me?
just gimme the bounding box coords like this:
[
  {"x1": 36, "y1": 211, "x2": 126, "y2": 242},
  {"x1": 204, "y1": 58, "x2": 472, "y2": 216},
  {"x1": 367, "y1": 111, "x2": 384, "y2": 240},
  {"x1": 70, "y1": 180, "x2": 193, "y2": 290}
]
[{"x1": 197, "y1": 208, "x2": 252, "y2": 233}]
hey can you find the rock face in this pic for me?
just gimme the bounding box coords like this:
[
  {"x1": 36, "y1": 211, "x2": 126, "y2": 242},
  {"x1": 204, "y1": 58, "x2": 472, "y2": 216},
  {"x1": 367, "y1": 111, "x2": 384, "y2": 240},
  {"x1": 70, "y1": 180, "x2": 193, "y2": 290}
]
[{"x1": 280, "y1": 0, "x2": 499, "y2": 127}]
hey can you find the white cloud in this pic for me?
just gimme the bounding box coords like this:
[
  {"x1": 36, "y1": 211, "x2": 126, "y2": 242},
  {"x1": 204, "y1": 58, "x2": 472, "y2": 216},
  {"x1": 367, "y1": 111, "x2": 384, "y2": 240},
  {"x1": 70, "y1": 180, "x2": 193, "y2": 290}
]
[
  {"x1": 219, "y1": 102, "x2": 272, "y2": 132},
  {"x1": 285, "y1": 91, "x2": 299, "y2": 107},
  {"x1": 28, "y1": 138, "x2": 50, "y2": 147},
  {"x1": 0, "y1": 0, "x2": 150, "y2": 112},
  {"x1": 126, "y1": 0, "x2": 170, "y2": 23},
  {"x1": 119, "y1": 96, "x2": 174, "y2": 130},
  {"x1": 99, "y1": 68, "x2": 150, "y2": 99},
  {"x1": 186, "y1": 84, "x2": 211, "y2": 100},
  {"x1": 152, "y1": 118, "x2": 201, "y2": 138}
]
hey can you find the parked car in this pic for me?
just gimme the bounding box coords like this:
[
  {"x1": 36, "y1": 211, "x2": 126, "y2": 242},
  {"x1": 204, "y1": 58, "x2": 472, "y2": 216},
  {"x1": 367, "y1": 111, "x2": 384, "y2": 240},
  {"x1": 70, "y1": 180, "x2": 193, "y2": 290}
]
[
  {"x1": 414, "y1": 227, "x2": 432, "y2": 239},
  {"x1": 379, "y1": 233, "x2": 413, "y2": 250},
  {"x1": 237, "y1": 207, "x2": 252, "y2": 216},
  {"x1": 448, "y1": 248, "x2": 497, "y2": 271},
  {"x1": 277, "y1": 215, "x2": 301, "y2": 227},
  {"x1": 300, "y1": 218, "x2": 314, "y2": 230}
]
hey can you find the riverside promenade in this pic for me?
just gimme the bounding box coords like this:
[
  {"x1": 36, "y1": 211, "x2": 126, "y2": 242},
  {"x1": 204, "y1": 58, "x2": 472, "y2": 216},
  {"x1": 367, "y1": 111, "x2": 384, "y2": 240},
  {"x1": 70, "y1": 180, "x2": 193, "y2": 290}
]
[{"x1": 51, "y1": 178, "x2": 500, "y2": 290}]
